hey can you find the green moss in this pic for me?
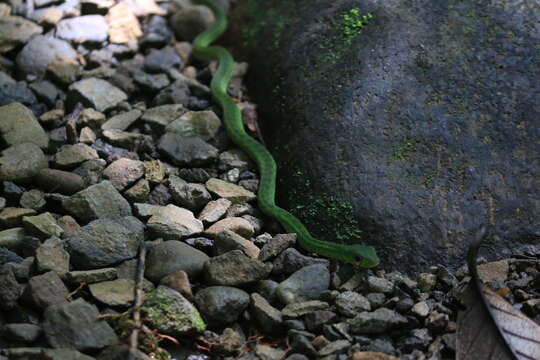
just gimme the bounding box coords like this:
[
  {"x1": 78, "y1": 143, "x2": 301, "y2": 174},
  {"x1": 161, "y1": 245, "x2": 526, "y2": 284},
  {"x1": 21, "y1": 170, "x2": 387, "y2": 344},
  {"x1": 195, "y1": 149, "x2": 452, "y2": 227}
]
[
  {"x1": 286, "y1": 169, "x2": 364, "y2": 244},
  {"x1": 390, "y1": 138, "x2": 419, "y2": 161},
  {"x1": 342, "y1": 8, "x2": 374, "y2": 44}
]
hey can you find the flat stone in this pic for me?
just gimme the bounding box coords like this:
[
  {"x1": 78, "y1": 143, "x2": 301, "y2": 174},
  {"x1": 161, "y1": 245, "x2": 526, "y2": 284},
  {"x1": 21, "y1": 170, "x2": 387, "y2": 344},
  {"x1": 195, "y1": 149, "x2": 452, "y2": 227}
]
[
  {"x1": 20, "y1": 189, "x2": 46, "y2": 211},
  {"x1": 205, "y1": 178, "x2": 256, "y2": 204},
  {"x1": 89, "y1": 278, "x2": 135, "y2": 307},
  {"x1": 158, "y1": 133, "x2": 218, "y2": 167},
  {"x1": 165, "y1": 110, "x2": 221, "y2": 141},
  {"x1": 349, "y1": 308, "x2": 408, "y2": 334},
  {"x1": 0, "y1": 143, "x2": 48, "y2": 183},
  {"x1": 168, "y1": 175, "x2": 211, "y2": 212},
  {"x1": 101, "y1": 109, "x2": 142, "y2": 131},
  {"x1": 0, "y1": 228, "x2": 26, "y2": 253},
  {"x1": 63, "y1": 180, "x2": 132, "y2": 222},
  {"x1": 0, "y1": 16, "x2": 42, "y2": 53},
  {"x1": 335, "y1": 291, "x2": 372, "y2": 317},
  {"x1": 203, "y1": 249, "x2": 271, "y2": 286},
  {"x1": 43, "y1": 298, "x2": 118, "y2": 351},
  {"x1": 141, "y1": 104, "x2": 186, "y2": 133},
  {"x1": 281, "y1": 301, "x2": 330, "y2": 318},
  {"x1": 145, "y1": 240, "x2": 209, "y2": 282},
  {"x1": 66, "y1": 268, "x2": 117, "y2": 284},
  {"x1": 133, "y1": 71, "x2": 170, "y2": 92},
  {"x1": 3, "y1": 323, "x2": 42, "y2": 343},
  {"x1": 276, "y1": 264, "x2": 330, "y2": 305},
  {"x1": 16, "y1": 35, "x2": 77, "y2": 78},
  {"x1": 214, "y1": 229, "x2": 260, "y2": 258},
  {"x1": 0, "y1": 103, "x2": 49, "y2": 149},
  {"x1": 198, "y1": 198, "x2": 231, "y2": 224},
  {"x1": 56, "y1": 15, "x2": 109, "y2": 43},
  {"x1": 23, "y1": 212, "x2": 64, "y2": 239},
  {"x1": 103, "y1": 158, "x2": 145, "y2": 191},
  {"x1": 106, "y1": 2, "x2": 143, "y2": 44},
  {"x1": 205, "y1": 217, "x2": 255, "y2": 239},
  {"x1": 141, "y1": 285, "x2": 205, "y2": 336},
  {"x1": 65, "y1": 216, "x2": 143, "y2": 269},
  {"x1": 411, "y1": 301, "x2": 430, "y2": 317},
  {"x1": 56, "y1": 215, "x2": 81, "y2": 237},
  {"x1": 160, "y1": 270, "x2": 193, "y2": 300},
  {"x1": 68, "y1": 78, "x2": 127, "y2": 112},
  {"x1": 143, "y1": 160, "x2": 166, "y2": 183},
  {"x1": 21, "y1": 271, "x2": 69, "y2": 310},
  {"x1": 147, "y1": 204, "x2": 203, "y2": 240},
  {"x1": 272, "y1": 248, "x2": 329, "y2": 277},
  {"x1": 366, "y1": 276, "x2": 395, "y2": 294},
  {"x1": 145, "y1": 46, "x2": 181, "y2": 73},
  {"x1": 0, "y1": 207, "x2": 37, "y2": 227},
  {"x1": 258, "y1": 233, "x2": 296, "y2": 261},
  {"x1": 48, "y1": 55, "x2": 80, "y2": 85},
  {"x1": 477, "y1": 259, "x2": 510, "y2": 282},
  {"x1": 54, "y1": 143, "x2": 99, "y2": 169},
  {"x1": 35, "y1": 236, "x2": 70, "y2": 276}
]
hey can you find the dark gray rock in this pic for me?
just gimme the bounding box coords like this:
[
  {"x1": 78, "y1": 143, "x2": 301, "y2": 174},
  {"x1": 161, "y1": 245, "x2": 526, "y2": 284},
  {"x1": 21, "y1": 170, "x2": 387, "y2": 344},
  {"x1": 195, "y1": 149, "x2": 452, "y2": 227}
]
[
  {"x1": 271, "y1": 248, "x2": 329, "y2": 276},
  {"x1": 140, "y1": 16, "x2": 173, "y2": 48},
  {"x1": 43, "y1": 298, "x2": 118, "y2": 351},
  {"x1": 0, "y1": 102, "x2": 49, "y2": 149},
  {"x1": 158, "y1": 133, "x2": 218, "y2": 167},
  {"x1": 68, "y1": 78, "x2": 127, "y2": 112},
  {"x1": 133, "y1": 71, "x2": 170, "y2": 92},
  {"x1": 349, "y1": 308, "x2": 408, "y2": 334},
  {"x1": 144, "y1": 46, "x2": 181, "y2": 73},
  {"x1": 62, "y1": 181, "x2": 132, "y2": 222},
  {"x1": 35, "y1": 168, "x2": 85, "y2": 195},
  {"x1": 0, "y1": 267, "x2": 21, "y2": 310},
  {"x1": 152, "y1": 79, "x2": 190, "y2": 106},
  {"x1": 276, "y1": 264, "x2": 330, "y2": 304},
  {"x1": 16, "y1": 35, "x2": 77, "y2": 77},
  {"x1": 0, "y1": 247, "x2": 23, "y2": 265},
  {"x1": 194, "y1": 286, "x2": 250, "y2": 326},
  {"x1": 145, "y1": 240, "x2": 209, "y2": 282},
  {"x1": 335, "y1": 291, "x2": 371, "y2": 317},
  {"x1": 250, "y1": 293, "x2": 283, "y2": 336},
  {"x1": 29, "y1": 81, "x2": 62, "y2": 107},
  {"x1": 0, "y1": 81, "x2": 38, "y2": 108},
  {"x1": 65, "y1": 216, "x2": 144, "y2": 269},
  {"x1": 231, "y1": 0, "x2": 540, "y2": 270},
  {"x1": 2, "y1": 323, "x2": 42, "y2": 343},
  {"x1": 21, "y1": 271, "x2": 69, "y2": 310},
  {"x1": 0, "y1": 143, "x2": 48, "y2": 183},
  {"x1": 169, "y1": 175, "x2": 212, "y2": 212}
]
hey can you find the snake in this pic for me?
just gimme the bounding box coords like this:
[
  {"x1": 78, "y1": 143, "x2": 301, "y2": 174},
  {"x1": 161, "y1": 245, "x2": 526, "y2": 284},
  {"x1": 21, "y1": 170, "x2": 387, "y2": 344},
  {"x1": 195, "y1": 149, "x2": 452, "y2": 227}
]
[{"x1": 192, "y1": 0, "x2": 380, "y2": 268}]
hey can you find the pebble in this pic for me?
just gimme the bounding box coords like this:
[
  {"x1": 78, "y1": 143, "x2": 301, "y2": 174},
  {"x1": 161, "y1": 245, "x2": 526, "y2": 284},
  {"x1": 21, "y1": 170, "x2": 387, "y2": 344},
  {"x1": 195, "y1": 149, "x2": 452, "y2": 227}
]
[
  {"x1": 22, "y1": 212, "x2": 64, "y2": 238},
  {"x1": 147, "y1": 204, "x2": 204, "y2": 240},
  {"x1": 145, "y1": 240, "x2": 209, "y2": 282},
  {"x1": 194, "y1": 286, "x2": 250, "y2": 326},
  {"x1": 35, "y1": 236, "x2": 70, "y2": 276},
  {"x1": 102, "y1": 158, "x2": 145, "y2": 190},
  {"x1": 21, "y1": 271, "x2": 69, "y2": 310},
  {"x1": 165, "y1": 110, "x2": 221, "y2": 141},
  {"x1": 158, "y1": 132, "x2": 218, "y2": 166},
  {"x1": 169, "y1": 175, "x2": 212, "y2": 211},
  {"x1": 198, "y1": 198, "x2": 231, "y2": 224},
  {"x1": 56, "y1": 15, "x2": 109, "y2": 43},
  {"x1": 101, "y1": 109, "x2": 142, "y2": 131},
  {"x1": 0, "y1": 16, "x2": 42, "y2": 53},
  {"x1": 16, "y1": 35, "x2": 77, "y2": 77},
  {"x1": 203, "y1": 249, "x2": 271, "y2": 286},
  {"x1": 0, "y1": 102, "x2": 49, "y2": 149},
  {"x1": 89, "y1": 278, "x2": 135, "y2": 307},
  {"x1": 214, "y1": 229, "x2": 260, "y2": 258},
  {"x1": 205, "y1": 216, "x2": 255, "y2": 239},
  {"x1": 335, "y1": 291, "x2": 372, "y2": 317},
  {"x1": 68, "y1": 77, "x2": 127, "y2": 112},
  {"x1": 276, "y1": 264, "x2": 330, "y2": 305},
  {"x1": 0, "y1": 143, "x2": 48, "y2": 182},
  {"x1": 205, "y1": 178, "x2": 256, "y2": 203},
  {"x1": 250, "y1": 293, "x2": 284, "y2": 336},
  {"x1": 349, "y1": 308, "x2": 408, "y2": 334}
]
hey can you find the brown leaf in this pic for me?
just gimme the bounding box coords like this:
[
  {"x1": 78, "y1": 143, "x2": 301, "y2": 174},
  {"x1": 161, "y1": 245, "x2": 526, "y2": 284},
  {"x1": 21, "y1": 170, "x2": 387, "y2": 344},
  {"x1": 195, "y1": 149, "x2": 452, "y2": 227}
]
[{"x1": 457, "y1": 227, "x2": 540, "y2": 360}]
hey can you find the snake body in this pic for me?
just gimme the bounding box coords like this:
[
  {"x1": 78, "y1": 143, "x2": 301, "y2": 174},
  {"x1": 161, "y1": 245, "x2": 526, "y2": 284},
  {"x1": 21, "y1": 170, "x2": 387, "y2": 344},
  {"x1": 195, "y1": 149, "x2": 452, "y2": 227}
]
[{"x1": 193, "y1": 0, "x2": 380, "y2": 268}]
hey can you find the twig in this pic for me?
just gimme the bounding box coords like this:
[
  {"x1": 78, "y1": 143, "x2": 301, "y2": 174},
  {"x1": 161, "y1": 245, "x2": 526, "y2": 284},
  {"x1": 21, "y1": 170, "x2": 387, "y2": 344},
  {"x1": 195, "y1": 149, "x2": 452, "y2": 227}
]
[
  {"x1": 129, "y1": 241, "x2": 147, "y2": 360},
  {"x1": 66, "y1": 282, "x2": 86, "y2": 300}
]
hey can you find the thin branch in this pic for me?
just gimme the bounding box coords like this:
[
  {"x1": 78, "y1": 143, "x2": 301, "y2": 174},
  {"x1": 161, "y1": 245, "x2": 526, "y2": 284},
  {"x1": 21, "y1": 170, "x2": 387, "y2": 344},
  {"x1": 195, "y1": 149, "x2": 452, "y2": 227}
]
[{"x1": 129, "y1": 241, "x2": 147, "y2": 360}]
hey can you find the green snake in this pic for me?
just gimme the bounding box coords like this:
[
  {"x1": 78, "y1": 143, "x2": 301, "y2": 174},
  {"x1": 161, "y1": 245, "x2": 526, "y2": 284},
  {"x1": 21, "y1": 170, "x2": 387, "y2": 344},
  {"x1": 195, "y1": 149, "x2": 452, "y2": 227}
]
[{"x1": 192, "y1": 0, "x2": 380, "y2": 268}]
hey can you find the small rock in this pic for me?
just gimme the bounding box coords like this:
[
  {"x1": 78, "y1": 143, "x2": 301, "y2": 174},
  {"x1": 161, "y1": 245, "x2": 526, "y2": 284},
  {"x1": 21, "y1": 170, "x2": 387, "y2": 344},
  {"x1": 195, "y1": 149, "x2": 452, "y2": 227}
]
[
  {"x1": 21, "y1": 271, "x2": 69, "y2": 310},
  {"x1": 145, "y1": 240, "x2": 209, "y2": 282},
  {"x1": 194, "y1": 286, "x2": 250, "y2": 326},
  {"x1": 43, "y1": 298, "x2": 118, "y2": 350},
  {"x1": 218, "y1": 149, "x2": 251, "y2": 171},
  {"x1": 272, "y1": 248, "x2": 329, "y2": 276},
  {"x1": 169, "y1": 5, "x2": 214, "y2": 42},
  {"x1": 411, "y1": 301, "x2": 430, "y2": 317},
  {"x1": 47, "y1": 55, "x2": 80, "y2": 85},
  {"x1": 0, "y1": 267, "x2": 21, "y2": 310},
  {"x1": 68, "y1": 77, "x2": 127, "y2": 112},
  {"x1": 366, "y1": 293, "x2": 386, "y2": 309},
  {"x1": 133, "y1": 71, "x2": 170, "y2": 92},
  {"x1": 16, "y1": 35, "x2": 77, "y2": 77},
  {"x1": 169, "y1": 175, "x2": 212, "y2": 211},
  {"x1": 204, "y1": 250, "x2": 271, "y2": 286},
  {"x1": 335, "y1": 291, "x2": 372, "y2": 317},
  {"x1": 250, "y1": 293, "x2": 283, "y2": 336},
  {"x1": 56, "y1": 215, "x2": 80, "y2": 237},
  {"x1": 103, "y1": 158, "x2": 145, "y2": 191},
  {"x1": 63, "y1": 180, "x2": 132, "y2": 222},
  {"x1": 54, "y1": 143, "x2": 99, "y2": 169},
  {"x1": 282, "y1": 301, "x2": 329, "y2": 318},
  {"x1": 101, "y1": 109, "x2": 142, "y2": 131},
  {"x1": 141, "y1": 285, "x2": 205, "y2": 336},
  {"x1": 89, "y1": 278, "x2": 135, "y2": 307},
  {"x1": 23, "y1": 212, "x2": 64, "y2": 238},
  {"x1": 160, "y1": 270, "x2": 193, "y2": 300},
  {"x1": 19, "y1": 189, "x2": 46, "y2": 210},
  {"x1": 304, "y1": 310, "x2": 338, "y2": 332},
  {"x1": 124, "y1": 178, "x2": 150, "y2": 202},
  {"x1": 147, "y1": 204, "x2": 203, "y2": 240},
  {"x1": 426, "y1": 311, "x2": 449, "y2": 332},
  {"x1": 0, "y1": 16, "x2": 42, "y2": 53},
  {"x1": 2, "y1": 323, "x2": 42, "y2": 343},
  {"x1": 367, "y1": 276, "x2": 394, "y2": 294},
  {"x1": 158, "y1": 133, "x2": 218, "y2": 166},
  {"x1": 276, "y1": 264, "x2": 330, "y2": 305},
  {"x1": 349, "y1": 308, "x2": 408, "y2": 334},
  {"x1": 56, "y1": 15, "x2": 109, "y2": 43},
  {"x1": 145, "y1": 46, "x2": 181, "y2": 73},
  {"x1": 255, "y1": 344, "x2": 286, "y2": 360},
  {"x1": 417, "y1": 273, "x2": 437, "y2": 292},
  {"x1": 0, "y1": 228, "x2": 26, "y2": 253},
  {"x1": 165, "y1": 110, "x2": 221, "y2": 141},
  {"x1": 81, "y1": 108, "x2": 106, "y2": 128},
  {"x1": 35, "y1": 236, "x2": 70, "y2": 276},
  {"x1": 198, "y1": 198, "x2": 231, "y2": 224},
  {"x1": 477, "y1": 259, "x2": 510, "y2": 282},
  {"x1": 205, "y1": 178, "x2": 256, "y2": 204},
  {"x1": 258, "y1": 233, "x2": 296, "y2": 262},
  {"x1": 205, "y1": 216, "x2": 255, "y2": 239},
  {"x1": 65, "y1": 216, "x2": 143, "y2": 269},
  {"x1": 318, "y1": 340, "x2": 351, "y2": 357},
  {"x1": 66, "y1": 268, "x2": 117, "y2": 284},
  {"x1": 0, "y1": 207, "x2": 37, "y2": 227},
  {"x1": 141, "y1": 104, "x2": 186, "y2": 133},
  {"x1": 214, "y1": 229, "x2": 260, "y2": 258},
  {"x1": 0, "y1": 143, "x2": 48, "y2": 182}
]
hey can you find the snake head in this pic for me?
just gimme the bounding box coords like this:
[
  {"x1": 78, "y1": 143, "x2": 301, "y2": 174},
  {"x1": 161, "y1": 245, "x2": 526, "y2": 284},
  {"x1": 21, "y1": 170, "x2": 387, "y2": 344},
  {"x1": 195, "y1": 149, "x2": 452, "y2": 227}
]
[{"x1": 347, "y1": 244, "x2": 380, "y2": 268}]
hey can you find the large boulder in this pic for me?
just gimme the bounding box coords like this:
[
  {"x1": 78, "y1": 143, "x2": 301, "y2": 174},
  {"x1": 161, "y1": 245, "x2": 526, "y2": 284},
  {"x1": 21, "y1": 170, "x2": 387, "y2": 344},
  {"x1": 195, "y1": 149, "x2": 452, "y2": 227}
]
[{"x1": 230, "y1": 0, "x2": 540, "y2": 271}]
